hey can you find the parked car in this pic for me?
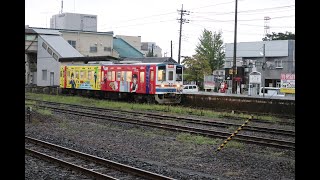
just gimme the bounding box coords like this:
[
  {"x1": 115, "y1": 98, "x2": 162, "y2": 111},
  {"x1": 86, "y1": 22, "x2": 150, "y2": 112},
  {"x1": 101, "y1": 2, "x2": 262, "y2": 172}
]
[
  {"x1": 259, "y1": 87, "x2": 285, "y2": 97},
  {"x1": 182, "y1": 84, "x2": 199, "y2": 93}
]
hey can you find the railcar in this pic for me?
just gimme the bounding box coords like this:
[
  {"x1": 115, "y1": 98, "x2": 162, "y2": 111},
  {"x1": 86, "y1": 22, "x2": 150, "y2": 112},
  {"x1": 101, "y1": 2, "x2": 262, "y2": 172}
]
[{"x1": 60, "y1": 62, "x2": 183, "y2": 104}]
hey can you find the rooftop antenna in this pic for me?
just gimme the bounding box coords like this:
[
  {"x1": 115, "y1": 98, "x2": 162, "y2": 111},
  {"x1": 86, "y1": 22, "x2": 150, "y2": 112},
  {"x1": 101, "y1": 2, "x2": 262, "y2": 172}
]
[
  {"x1": 60, "y1": 0, "x2": 63, "y2": 14},
  {"x1": 264, "y1": 16, "x2": 271, "y2": 39}
]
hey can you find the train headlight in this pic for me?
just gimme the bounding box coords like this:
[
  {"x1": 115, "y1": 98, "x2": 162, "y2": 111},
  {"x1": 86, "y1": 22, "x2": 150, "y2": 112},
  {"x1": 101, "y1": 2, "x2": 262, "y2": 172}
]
[
  {"x1": 176, "y1": 84, "x2": 180, "y2": 88},
  {"x1": 161, "y1": 84, "x2": 165, "y2": 87}
]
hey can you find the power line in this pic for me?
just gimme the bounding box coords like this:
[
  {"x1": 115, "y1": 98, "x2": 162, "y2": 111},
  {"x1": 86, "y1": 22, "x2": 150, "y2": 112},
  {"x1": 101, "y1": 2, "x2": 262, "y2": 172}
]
[
  {"x1": 190, "y1": 15, "x2": 294, "y2": 23},
  {"x1": 194, "y1": 5, "x2": 295, "y2": 14}
]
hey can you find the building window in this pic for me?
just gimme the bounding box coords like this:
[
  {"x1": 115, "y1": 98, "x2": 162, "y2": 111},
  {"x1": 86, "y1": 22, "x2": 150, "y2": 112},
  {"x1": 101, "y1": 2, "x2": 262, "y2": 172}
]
[
  {"x1": 67, "y1": 40, "x2": 76, "y2": 48},
  {"x1": 275, "y1": 60, "x2": 283, "y2": 68},
  {"x1": 104, "y1": 47, "x2": 111, "y2": 51},
  {"x1": 255, "y1": 61, "x2": 263, "y2": 66},
  {"x1": 42, "y1": 42, "x2": 47, "y2": 50},
  {"x1": 53, "y1": 53, "x2": 59, "y2": 61},
  {"x1": 47, "y1": 47, "x2": 53, "y2": 55},
  {"x1": 42, "y1": 70, "x2": 47, "y2": 80},
  {"x1": 90, "y1": 46, "x2": 97, "y2": 53}
]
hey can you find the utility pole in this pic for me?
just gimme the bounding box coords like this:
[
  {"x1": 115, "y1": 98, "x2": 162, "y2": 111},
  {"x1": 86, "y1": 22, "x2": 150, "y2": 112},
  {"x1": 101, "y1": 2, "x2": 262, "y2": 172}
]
[
  {"x1": 177, "y1": 4, "x2": 189, "y2": 64},
  {"x1": 151, "y1": 44, "x2": 154, "y2": 57},
  {"x1": 232, "y1": 0, "x2": 238, "y2": 94},
  {"x1": 61, "y1": 0, "x2": 63, "y2": 14},
  {"x1": 262, "y1": 43, "x2": 266, "y2": 97},
  {"x1": 171, "y1": 40, "x2": 173, "y2": 58}
]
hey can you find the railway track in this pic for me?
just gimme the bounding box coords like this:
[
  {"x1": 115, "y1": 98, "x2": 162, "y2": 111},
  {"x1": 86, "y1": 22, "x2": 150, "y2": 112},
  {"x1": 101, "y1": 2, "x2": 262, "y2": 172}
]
[
  {"x1": 26, "y1": 99, "x2": 295, "y2": 150},
  {"x1": 26, "y1": 99, "x2": 295, "y2": 137},
  {"x1": 25, "y1": 136, "x2": 174, "y2": 180}
]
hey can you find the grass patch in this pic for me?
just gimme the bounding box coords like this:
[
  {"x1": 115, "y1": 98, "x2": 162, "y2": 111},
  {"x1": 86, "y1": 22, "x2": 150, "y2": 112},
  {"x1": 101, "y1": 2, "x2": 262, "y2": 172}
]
[
  {"x1": 176, "y1": 133, "x2": 219, "y2": 145},
  {"x1": 268, "y1": 151, "x2": 285, "y2": 157},
  {"x1": 25, "y1": 92, "x2": 277, "y2": 122},
  {"x1": 36, "y1": 108, "x2": 52, "y2": 116},
  {"x1": 224, "y1": 141, "x2": 244, "y2": 149},
  {"x1": 25, "y1": 100, "x2": 36, "y2": 105}
]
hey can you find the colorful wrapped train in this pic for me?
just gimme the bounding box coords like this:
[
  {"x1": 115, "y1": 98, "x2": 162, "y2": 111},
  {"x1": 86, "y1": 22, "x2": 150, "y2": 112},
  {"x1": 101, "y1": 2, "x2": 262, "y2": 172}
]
[{"x1": 60, "y1": 62, "x2": 184, "y2": 104}]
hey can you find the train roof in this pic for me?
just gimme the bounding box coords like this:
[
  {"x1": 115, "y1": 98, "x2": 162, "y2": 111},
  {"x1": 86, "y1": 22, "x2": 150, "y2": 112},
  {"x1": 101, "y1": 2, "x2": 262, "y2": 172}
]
[
  {"x1": 61, "y1": 62, "x2": 182, "y2": 66},
  {"x1": 123, "y1": 57, "x2": 178, "y2": 63}
]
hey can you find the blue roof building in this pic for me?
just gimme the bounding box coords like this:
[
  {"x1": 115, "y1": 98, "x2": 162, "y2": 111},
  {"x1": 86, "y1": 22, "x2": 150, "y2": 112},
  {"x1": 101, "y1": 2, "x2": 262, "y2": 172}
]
[{"x1": 113, "y1": 37, "x2": 144, "y2": 58}]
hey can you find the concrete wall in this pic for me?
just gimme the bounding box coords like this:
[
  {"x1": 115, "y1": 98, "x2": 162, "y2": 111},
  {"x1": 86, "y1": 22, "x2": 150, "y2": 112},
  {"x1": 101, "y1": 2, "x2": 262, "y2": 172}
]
[
  {"x1": 61, "y1": 31, "x2": 113, "y2": 57},
  {"x1": 181, "y1": 94, "x2": 295, "y2": 116}
]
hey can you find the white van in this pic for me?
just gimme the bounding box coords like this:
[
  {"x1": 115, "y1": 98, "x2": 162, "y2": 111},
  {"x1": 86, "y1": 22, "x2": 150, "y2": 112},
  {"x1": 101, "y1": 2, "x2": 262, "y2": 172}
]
[
  {"x1": 182, "y1": 84, "x2": 199, "y2": 93},
  {"x1": 259, "y1": 87, "x2": 285, "y2": 97}
]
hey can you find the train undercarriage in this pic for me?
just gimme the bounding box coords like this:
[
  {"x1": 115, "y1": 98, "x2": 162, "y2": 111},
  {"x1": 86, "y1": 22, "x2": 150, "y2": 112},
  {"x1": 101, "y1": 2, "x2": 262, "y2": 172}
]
[{"x1": 61, "y1": 88, "x2": 181, "y2": 104}]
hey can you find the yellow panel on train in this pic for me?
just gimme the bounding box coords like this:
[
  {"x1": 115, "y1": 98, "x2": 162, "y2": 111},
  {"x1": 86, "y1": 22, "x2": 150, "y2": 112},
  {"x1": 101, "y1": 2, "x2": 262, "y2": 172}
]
[{"x1": 60, "y1": 65, "x2": 101, "y2": 90}]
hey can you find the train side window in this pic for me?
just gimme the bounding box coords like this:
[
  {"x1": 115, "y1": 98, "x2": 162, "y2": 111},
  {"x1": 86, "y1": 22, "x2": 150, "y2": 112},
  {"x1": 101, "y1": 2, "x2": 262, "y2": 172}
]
[
  {"x1": 88, "y1": 71, "x2": 92, "y2": 80},
  {"x1": 117, "y1": 72, "x2": 121, "y2": 81},
  {"x1": 168, "y1": 71, "x2": 173, "y2": 81},
  {"x1": 158, "y1": 66, "x2": 166, "y2": 81},
  {"x1": 108, "y1": 71, "x2": 112, "y2": 81},
  {"x1": 111, "y1": 71, "x2": 115, "y2": 81},
  {"x1": 150, "y1": 70, "x2": 154, "y2": 81},
  {"x1": 75, "y1": 71, "x2": 79, "y2": 79},
  {"x1": 126, "y1": 71, "x2": 132, "y2": 82},
  {"x1": 121, "y1": 71, "x2": 125, "y2": 81},
  {"x1": 140, "y1": 72, "x2": 145, "y2": 83},
  {"x1": 80, "y1": 71, "x2": 84, "y2": 79}
]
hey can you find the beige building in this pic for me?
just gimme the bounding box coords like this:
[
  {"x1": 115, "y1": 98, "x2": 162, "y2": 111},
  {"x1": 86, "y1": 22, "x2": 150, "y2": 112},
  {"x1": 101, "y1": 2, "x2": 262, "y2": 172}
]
[{"x1": 60, "y1": 30, "x2": 114, "y2": 57}]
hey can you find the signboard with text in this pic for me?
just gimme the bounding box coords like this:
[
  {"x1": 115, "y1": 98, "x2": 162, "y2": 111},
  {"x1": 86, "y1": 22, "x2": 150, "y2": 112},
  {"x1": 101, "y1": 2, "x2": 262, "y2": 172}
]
[{"x1": 280, "y1": 73, "x2": 295, "y2": 94}]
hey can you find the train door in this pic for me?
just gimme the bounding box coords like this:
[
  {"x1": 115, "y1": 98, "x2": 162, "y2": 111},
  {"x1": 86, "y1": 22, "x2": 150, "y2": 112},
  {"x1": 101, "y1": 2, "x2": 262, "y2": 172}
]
[
  {"x1": 167, "y1": 64, "x2": 175, "y2": 86},
  {"x1": 101, "y1": 66, "x2": 108, "y2": 91},
  {"x1": 141, "y1": 69, "x2": 146, "y2": 93},
  {"x1": 60, "y1": 67, "x2": 65, "y2": 88},
  {"x1": 137, "y1": 68, "x2": 145, "y2": 93},
  {"x1": 149, "y1": 66, "x2": 155, "y2": 94},
  {"x1": 120, "y1": 70, "x2": 130, "y2": 92},
  {"x1": 144, "y1": 65, "x2": 155, "y2": 94}
]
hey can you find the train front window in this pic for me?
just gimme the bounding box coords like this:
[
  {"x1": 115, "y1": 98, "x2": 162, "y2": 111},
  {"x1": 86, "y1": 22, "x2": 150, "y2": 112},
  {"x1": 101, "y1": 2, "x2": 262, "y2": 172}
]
[
  {"x1": 176, "y1": 66, "x2": 182, "y2": 81},
  {"x1": 158, "y1": 66, "x2": 166, "y2": 81},
  {"x1": 168, "y1": 71, "x2": 173, "y2": 81}
]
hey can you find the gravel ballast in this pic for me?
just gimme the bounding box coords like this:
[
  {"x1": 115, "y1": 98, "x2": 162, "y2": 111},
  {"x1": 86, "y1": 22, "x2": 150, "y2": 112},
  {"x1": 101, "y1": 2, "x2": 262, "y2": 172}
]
[{"x1": 25, "y1": 109, "x2": 295, "y2": 179}]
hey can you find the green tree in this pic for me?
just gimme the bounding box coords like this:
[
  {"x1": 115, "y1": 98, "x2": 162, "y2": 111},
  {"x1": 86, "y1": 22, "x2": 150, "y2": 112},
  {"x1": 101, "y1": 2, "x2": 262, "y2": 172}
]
[
  {"x1": 195, "y1": 29, "x2": 225, "y2": 72},
  {"x1": 262, "y1": 31, "x2": 295, "y2": 41},
  {"x1": 182, "y1": 55, "x2": 212, "y2": 87},
  {"x1": 146, "y1": 49, "x2": 154, "y2": 57}
]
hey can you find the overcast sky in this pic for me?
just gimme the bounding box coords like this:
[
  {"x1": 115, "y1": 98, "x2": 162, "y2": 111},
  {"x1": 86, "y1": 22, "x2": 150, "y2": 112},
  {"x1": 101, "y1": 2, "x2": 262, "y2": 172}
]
[{"x1": 25, "y1": 0, "x2": 295, "y2": 59}]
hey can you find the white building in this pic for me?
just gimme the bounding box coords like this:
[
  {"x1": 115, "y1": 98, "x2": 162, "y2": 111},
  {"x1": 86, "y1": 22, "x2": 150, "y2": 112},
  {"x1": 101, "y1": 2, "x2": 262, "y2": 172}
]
[
  {"x1": 50, "y1": 13, "x2": 97, "y2": 31},
  {"x1": 141, "y1": 42, "x2": 162, "y2": 57}
]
